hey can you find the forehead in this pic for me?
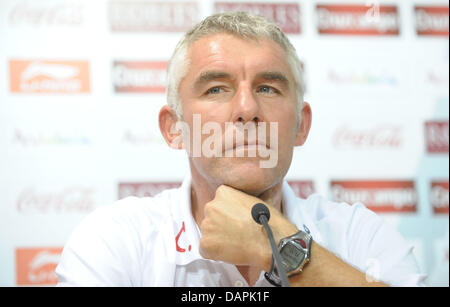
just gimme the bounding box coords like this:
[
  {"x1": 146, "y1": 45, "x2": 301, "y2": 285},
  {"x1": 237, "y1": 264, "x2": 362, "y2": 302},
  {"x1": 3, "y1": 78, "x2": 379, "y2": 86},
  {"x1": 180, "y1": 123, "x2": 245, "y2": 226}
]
[{"x1": 185, "y1": 33, "x2": 292, "y2": 78}]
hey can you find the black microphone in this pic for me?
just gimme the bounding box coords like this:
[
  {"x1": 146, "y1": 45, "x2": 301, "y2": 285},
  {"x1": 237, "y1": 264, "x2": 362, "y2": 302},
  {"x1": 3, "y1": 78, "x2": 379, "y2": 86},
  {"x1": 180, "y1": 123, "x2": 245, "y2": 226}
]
[
  {"x1": 251, "y1": 203, "x2": 290, "y2": 287},
  {"x1": 251, "y1": 203, "x2": 271, "y2": 225}
]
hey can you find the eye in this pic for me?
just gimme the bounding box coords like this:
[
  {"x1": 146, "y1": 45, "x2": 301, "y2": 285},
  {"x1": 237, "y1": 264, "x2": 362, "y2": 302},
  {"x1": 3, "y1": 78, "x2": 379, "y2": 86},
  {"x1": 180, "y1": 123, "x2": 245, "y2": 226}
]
[
  {"x1": 257, "y1": 85, "x2": 279, "y2": 95},
  {"x1": 205, "y1": 86, "x2": 224, "y2": 95}
]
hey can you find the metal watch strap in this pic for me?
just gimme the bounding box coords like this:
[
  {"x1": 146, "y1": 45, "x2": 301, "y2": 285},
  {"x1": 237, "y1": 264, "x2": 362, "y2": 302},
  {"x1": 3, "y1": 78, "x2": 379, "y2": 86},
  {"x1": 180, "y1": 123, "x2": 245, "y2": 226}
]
[{"x1": 264, "y1": 230, "x2": 312, "y2": 287}]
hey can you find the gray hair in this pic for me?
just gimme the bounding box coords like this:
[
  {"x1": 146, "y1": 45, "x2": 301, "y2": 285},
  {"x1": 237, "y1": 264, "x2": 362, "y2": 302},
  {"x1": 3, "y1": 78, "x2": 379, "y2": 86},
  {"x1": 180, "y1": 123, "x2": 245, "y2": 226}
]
[{"x1": 166, "y1": 11, "x2": 305, "y2": 124}]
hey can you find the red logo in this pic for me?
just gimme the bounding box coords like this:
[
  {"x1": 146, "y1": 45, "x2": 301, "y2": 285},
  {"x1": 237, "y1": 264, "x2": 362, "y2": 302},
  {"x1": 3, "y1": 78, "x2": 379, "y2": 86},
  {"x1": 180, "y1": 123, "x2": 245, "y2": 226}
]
[
  {"x1": 16, "y1": 247, "x2": 63, "y2": 285},
  {"x1": 415, "y1": 6, "x2": 449, "y2": 37},
  {"x1": 430, "y1": 181, "x2": 449, "y2": 214},
  {"x1": 316, "y1": 4, "x2": 399, "y2": 35},
  {"x1": 332, "y1": 124, "x2": 402, "y2": 149},
  {"x1": 108, "y1": 1, "x2": 199, "y2": 32},
  {"x1": 112, "y1": 61, "x2": 167, "y2": 93},
  {"x1": 16, "y1": 187, "x2": 95, "y2": 213},
  {"x1": 288, "y1": 181, "x2": 315, "y2": 199},
  {"x1": 175, "y1": 221, "x2": 191, "y2": 253},
  {"x1": 9, "y1": 60, "x2": 90, "y2": 94},
  {"x1": 118, "y1": 182, "x2": 181, "y2": 199},
  {"x1": 330, "y1": 180, "x2": 417, "y2": 213},
  {"x1": 424, "y1": 120, "x2": 449, "y2": 154},
  {"x1": 214, "y1": 2, "x2": 301, "y2": 34}
]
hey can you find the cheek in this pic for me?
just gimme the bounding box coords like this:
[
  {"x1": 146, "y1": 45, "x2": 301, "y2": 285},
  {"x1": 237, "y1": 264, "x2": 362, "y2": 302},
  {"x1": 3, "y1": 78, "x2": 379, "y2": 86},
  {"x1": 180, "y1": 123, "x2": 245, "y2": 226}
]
[
  {"x1": 184, "y1": 97, "x2": 230, "y2": 122},
  {"x1": 269, "y1": 108, "x2": 298, "y2": 143}
]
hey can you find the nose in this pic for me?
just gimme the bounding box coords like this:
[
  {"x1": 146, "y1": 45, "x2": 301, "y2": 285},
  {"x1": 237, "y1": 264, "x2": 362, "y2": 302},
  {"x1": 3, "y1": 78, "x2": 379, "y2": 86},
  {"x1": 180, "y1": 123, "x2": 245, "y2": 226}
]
[{"x1": 231, "y1": 85, "x2": 263, "y2": 125}]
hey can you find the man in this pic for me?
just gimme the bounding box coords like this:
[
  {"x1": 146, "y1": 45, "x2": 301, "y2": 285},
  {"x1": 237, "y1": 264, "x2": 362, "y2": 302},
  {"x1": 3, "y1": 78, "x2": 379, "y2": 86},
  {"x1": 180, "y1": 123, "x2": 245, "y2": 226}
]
[{"x1": 56, "y1": 12, "x2": 425, "y2": 287}]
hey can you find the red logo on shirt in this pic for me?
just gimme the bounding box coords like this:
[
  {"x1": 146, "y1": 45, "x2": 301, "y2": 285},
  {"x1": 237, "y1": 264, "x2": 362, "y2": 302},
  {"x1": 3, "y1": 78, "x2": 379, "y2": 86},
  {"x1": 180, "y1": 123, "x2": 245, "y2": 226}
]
[{"x1": 175, "y1": 221, "x2": 191, "y2": 253}]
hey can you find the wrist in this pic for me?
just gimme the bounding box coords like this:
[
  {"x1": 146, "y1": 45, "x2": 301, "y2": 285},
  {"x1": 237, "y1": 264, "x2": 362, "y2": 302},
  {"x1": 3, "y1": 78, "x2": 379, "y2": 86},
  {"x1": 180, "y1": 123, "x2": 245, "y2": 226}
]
[
  {"x1": 270, "y1": 218, "x2": 299, "y2": 247},
  {"x1": 257, "y1": 244, "x2": 273, "y2": 272},
  {"x1": 261, "y1": 219, "x2": 298, "y2": 272},
  {"x1": 264, "y1": 228, "x2": 313, "y2": 286},
  {"x1": 251, "y1": 202, "x2": 298, "y2": 272}
]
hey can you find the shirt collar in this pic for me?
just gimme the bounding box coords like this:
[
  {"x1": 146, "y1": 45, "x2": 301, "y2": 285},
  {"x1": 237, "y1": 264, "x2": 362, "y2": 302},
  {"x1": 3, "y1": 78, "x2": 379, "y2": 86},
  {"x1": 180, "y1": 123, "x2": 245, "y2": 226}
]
[{"x1": 171, "y1": 174, "x2": 204, "y2": 265}]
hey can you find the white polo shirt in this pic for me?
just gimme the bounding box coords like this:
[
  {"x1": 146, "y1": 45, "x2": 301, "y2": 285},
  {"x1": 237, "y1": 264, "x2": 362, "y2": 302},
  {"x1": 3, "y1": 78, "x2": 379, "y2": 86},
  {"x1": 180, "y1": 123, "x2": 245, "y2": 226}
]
[{"x1": 56, "y1": 175, "x2": 426, "y2": 287}]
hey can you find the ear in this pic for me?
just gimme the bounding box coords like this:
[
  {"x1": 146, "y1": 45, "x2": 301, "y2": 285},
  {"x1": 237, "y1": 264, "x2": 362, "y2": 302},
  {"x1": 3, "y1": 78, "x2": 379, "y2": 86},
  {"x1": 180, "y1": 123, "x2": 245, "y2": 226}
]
[
  {"x1": 159, "y1": 105, "x2": 184, "y2": 150},
  {"x1": 294, "y1": 101, "x2": 312, "y2": 146}
]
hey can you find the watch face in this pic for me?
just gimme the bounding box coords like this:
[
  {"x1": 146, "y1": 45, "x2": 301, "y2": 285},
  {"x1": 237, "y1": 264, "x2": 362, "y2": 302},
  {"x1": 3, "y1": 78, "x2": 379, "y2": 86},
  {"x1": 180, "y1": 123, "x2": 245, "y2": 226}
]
[{"x1": 280, "y1": 242, "x2": 306, "y2": 272}]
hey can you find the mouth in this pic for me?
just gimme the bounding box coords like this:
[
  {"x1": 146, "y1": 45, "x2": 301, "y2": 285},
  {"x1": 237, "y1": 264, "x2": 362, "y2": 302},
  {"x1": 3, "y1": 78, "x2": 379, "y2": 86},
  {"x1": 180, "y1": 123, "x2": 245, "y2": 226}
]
[
  {"x1": 223, "y1": 140, "x2": 270, "y2": 155},
  {"x1": 233, "y1": 143, "x2": 267, "y2": 150}
]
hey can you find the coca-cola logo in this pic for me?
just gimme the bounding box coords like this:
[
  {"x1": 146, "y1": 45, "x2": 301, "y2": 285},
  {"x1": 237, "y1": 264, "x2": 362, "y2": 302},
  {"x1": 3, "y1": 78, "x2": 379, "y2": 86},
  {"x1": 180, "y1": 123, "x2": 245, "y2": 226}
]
[
  {"x1": 112, "y1": 61, "x2": 167, "y2": 93},
  {"x1": 108, "y1": 1, "x2": 199, "y2": 32},
  {"x1": 415, "y1": 6, "x2": 449, "y2": 36},
  {"x1": 288, "y1": 181, "x2": 315, "y2": 199},
  {"x1": 430, "y1": 181, "x2": 449, "y2": 214},
  {"x1": 214, "y1": 2, "x2": 301, "y2": 34},
  {"x1": 118, "y1": 182, "x2": 181, "y2": 199},
  {"x1": 17, "y1": 187, "x2": 95, "y2": 213},
  {"x1": 316, "y1": 4, "x2": 400, "y2": 35},
  {"x1": 330, "y1": 180, "x2": 417, "y2": 213},
  {"x1": 424, "y1": 120, "x2": 449, "y2": 154},
  {"x1": 8, "y1": 1, "x2": 83, "y2": 27},
  {"x1": 16, "y1": 247, "x2": 63, "y2": 285},
  {"x1": 332, "y1": 124, "x2": 402, "y2": 149}
]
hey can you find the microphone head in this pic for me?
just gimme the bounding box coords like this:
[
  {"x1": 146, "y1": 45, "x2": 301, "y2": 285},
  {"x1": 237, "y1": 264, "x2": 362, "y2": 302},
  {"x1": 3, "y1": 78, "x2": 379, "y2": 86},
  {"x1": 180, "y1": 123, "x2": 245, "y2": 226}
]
[{"x1": 251, "y1": 203, "x2": 270, "y2": 225}]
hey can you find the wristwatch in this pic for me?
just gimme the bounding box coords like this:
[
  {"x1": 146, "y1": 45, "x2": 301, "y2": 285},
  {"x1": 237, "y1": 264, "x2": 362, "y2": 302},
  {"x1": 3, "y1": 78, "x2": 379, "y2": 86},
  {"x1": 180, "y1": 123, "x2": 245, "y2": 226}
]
[{"x1": 264, "y1": 230, "x2": 313, "y2": 286}]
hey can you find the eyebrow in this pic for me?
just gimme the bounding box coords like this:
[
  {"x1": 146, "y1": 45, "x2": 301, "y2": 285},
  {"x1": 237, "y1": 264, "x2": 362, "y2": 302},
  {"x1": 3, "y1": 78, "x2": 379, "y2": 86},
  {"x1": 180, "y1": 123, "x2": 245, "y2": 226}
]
[
  {"x1": 255, "y1": 71, "x2": 290, "y2": 88},
  {"x1": 192, "y1": 70, "x2": 290, "y2": 90},
  {"x1": 193, "y1": 71, "x2": 233, "y2": 90}
]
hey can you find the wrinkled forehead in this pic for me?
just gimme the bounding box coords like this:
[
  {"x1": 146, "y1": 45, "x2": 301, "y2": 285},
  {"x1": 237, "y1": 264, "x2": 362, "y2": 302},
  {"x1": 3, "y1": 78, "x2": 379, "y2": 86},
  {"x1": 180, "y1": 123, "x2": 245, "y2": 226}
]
[{"x1": 185, "y1": 33, "x2": 293, "y2": 78}]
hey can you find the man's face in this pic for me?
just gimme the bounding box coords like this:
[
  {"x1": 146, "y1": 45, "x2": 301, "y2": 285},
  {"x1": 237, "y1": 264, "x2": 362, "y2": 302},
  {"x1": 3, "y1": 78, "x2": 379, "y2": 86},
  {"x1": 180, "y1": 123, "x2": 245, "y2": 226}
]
[{"x1": 178, "y1": 33, "x2": 302, "y2": 195}]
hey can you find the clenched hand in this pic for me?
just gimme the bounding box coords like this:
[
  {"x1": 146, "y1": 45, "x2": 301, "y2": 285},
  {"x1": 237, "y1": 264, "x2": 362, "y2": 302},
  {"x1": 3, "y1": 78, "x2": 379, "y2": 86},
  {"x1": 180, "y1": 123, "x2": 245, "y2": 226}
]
[{"x1": 199, "y1": 185, "x2": 298, "y2": 271}]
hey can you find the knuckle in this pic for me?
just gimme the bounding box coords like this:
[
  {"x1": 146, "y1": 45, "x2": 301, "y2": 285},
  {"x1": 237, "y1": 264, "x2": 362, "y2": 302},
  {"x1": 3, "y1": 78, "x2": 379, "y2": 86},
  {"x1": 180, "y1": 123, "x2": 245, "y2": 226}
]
[
  {"x1": 204, "y1": 202, "x2": 213, "y2": 213},
  {"x1": 199, "y1": 219, "x2": 208, "y2": 232},
  {"x1": 215, "y1": 184, "x2": 229, "y2": 197},
  {"x1": 216, "y1": 184, "x2": 226, "y2": 193},
  {"x1": 204, "y1": 202, "x2": 219, "y2": 217},
  {"x1": 199, "y1": 217, "x2": 214, "y2": 234},
  {"x1": 203, "y1": 205, "x2": 212, "y2": 218}
]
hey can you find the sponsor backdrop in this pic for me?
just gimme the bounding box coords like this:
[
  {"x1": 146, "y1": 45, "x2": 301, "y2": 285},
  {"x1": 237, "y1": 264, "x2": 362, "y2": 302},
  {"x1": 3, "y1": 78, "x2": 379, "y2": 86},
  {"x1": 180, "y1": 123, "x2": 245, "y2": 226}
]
[{"x1": 0, "y1": 0, "x2": 448, "y2": 286}]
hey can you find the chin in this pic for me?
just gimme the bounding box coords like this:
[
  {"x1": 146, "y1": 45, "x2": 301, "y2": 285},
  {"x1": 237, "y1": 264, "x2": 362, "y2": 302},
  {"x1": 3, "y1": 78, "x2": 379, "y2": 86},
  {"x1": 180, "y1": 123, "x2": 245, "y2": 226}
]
[
  {"x1": 218, "y1": 162, "x2": 280, "y2": 196},
  {"x1": 190, "y1": 156, "x2": 286, "y2": 196}
]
